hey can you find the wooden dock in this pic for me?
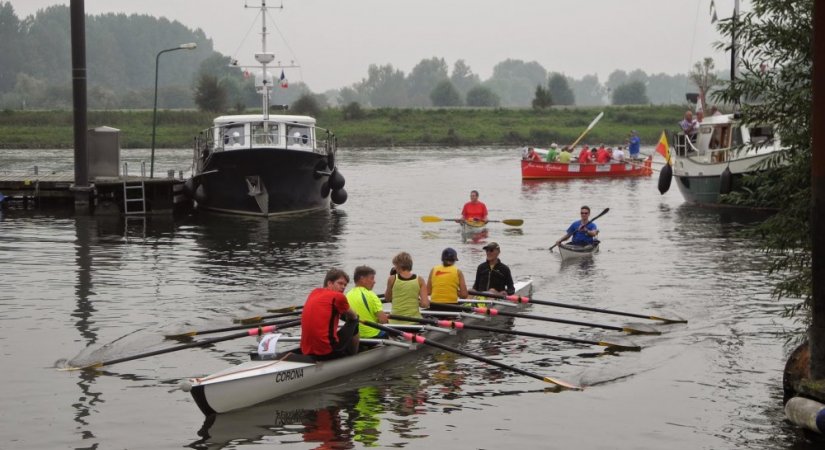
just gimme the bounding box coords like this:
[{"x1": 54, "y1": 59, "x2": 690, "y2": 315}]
[{"x1": 0, "y1": 173, "x2": 192, "y2": 215}]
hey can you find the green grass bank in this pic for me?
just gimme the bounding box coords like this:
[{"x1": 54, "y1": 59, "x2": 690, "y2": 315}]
[{"x1": 0, "y1": 105, "x2": 686, "y2": 149}]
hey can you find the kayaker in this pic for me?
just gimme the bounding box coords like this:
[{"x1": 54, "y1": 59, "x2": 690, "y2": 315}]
[
  {"x1": 300, "y1": 268, "x2": 360, "y2": 360},
  {"x1": 427, "y1": 247, "x2": 469, "y2": 310},
  {"x1": 554, "y1": 205, "x2": 599, "y2": 247},
  {"x1": 472, "y1": 242, "x2": 515, "y2": 295},
  {"x1": 346, "y1": 265, "x2": 388, "y2": 339},
  {"x1": 385, "y1": 252, "x2": 429, "y2": 324},
  {"x1": 461, "y1": 190, "x2": 488, "y2": 222}
]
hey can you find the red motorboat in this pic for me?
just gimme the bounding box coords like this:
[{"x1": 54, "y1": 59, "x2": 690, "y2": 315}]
[{"x1": 521, "y1": 155, "x2": 653, "y2": 179}]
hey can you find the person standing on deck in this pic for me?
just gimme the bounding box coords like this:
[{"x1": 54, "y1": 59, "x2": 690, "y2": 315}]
[
  {"x1": 301, "y1": 268, "x2": 360, "y2": 360},
  {"x1": 554, "y1": 205, "x2": 599, "y2": 247},
  {"x1": 346, "y1": 266, "x2": 388, "y2": 339},
  {"x1": 427, "y1": 247, "x2": 469, "y2": 310},
  {"x1": 385, "y1": 252, "x2": 429, "y2": 324},
  {"x1": 461, "y1": 190, "x2": 488, "y2": 222},
  {"x1": 472, "y1": 242, "x2": 515, "y2": 295},
  {"x1": 628, "y1": 130, "x2": 641, "y2": 159}
]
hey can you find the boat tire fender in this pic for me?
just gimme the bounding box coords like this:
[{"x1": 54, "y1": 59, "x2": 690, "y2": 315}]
[
  {"x1": 331, "y1": 188, "x2": 348, "y2": 205},
  {"x1": 658, "y1": 164, "x2": 673, "y2": 194},
  {"x1": 330, "y1": 169, "x2": 346, "y2": 190}
]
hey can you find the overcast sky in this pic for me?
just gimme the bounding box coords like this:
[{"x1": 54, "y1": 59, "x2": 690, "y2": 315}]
[{"x1": 11, "y1": 0, "x2": 736, "y2": 92}]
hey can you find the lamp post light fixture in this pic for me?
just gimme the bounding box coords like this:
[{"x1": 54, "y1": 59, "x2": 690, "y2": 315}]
[{"x1": 150, "y1": 42, "x2": 197, "y2": 178}]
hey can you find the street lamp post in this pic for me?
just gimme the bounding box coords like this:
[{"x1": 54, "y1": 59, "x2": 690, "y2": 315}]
[{"x1": 150, "y1": 42, "x2": 197, "y2": 178}]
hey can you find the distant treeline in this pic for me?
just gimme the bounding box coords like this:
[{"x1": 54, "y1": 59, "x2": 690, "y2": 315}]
[
  {"x1": 0, "y1": 2, "x2": 726, "y2": 112},
  {"x1": 0, "y1": 106, "x2": 687, "y2": 149}
]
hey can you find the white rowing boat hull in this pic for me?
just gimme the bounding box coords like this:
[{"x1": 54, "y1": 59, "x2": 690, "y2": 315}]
[{"x1": 186, "y1": 280, "x2": 533, "y2": 415}]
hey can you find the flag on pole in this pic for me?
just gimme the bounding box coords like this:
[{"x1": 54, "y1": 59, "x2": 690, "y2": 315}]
[
  {"x1": 279, "y1": 70, "x2": 288, "y2": 88},
  {"x1": 709, "y1": 0, "x2": 718, "y2": 23},
  {"x1": 655, "y1": 131, "x2": 671, "y2": 163}
]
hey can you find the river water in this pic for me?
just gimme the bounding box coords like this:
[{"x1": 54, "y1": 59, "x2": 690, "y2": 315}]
[{"x1": 0, "y1": 147, "x2": 817, "y2": 449}]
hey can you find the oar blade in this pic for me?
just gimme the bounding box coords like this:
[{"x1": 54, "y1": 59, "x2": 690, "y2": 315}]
[
  {"x1": 234, "y1": 315, "x2": 264, "y2": 324},
  {"x1": 420, "y1": 215, "x2": 444, "y2": 223},
  {"x1": 266, "y1": 306, "x2": 301, "y2": 314},
  {"x1": 502, "y1": 219, "x2": 524, "y2": 226},
  {"x1": 622, "y1": 323, "x2": 661, "y2": 335},
  {"x1": 649, "y1": 314, "x2": 688, "y2": 324},
  {"x1": 164, "y1": 331, "x2": 197, "y2": 340},
  {"x1": 599, "y1": 340, "x2": 642, "y2": 352},
  {"x1": 544, "y1": 376, "x2": 582, "y2": 391}
]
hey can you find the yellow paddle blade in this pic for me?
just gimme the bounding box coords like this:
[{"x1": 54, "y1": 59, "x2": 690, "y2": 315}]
[
  {"x1": 420, "y1": 215, "x2": 444, "y2": 223},
  {"x1": 502, "y1": 219, "x2": 524, "y2": 226},
  {"x1": 544, "y1": 376, "x2": 582, "y2": 390}
]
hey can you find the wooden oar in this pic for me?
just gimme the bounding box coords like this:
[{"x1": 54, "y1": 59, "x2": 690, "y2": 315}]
[
  {"x1": 165, "y1": 316, "x2": 302, "y2": 340},
  {"x1": 61, "y1": 320, "x2": 302, "y2": 371},
  {"x1": 432, "y1": 304, "x2": 661, "y2": 335},
  {"x1": 237, "y1": 293, "x2": 388, "y2": 324},
  {"x1": 362, "y1": 320, "x2": 581, "y2": 390},
  {"x1": 389, "y1": 314, "x2": 640, "y2": 352},
  {"x1": 420, "y1": 216, "x2": 523, "y2": 227},
  {"x1": 568, "y1": 111, "x2": 604, "y2": 149},
  {"x1": 468, "y1": 290, "x2": 687, "y2": 324},
  {"x1": 549, "y1": 207, "x2": 610, "y2": 252}
]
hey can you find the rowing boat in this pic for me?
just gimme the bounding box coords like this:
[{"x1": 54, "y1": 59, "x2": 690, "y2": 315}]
[
  {"x1": 521, "y1": 155, "x2": 653, "y2": 179},
  {"x1": 185, "y1": 280, "x2": 533, "y2": 415},
  {"x1": 558, "y1": 241, "x2": 600, "y2": 260}
]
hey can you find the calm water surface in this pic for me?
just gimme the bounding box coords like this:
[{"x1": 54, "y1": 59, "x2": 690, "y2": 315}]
[{"x1": 0, "y1": 147, "x2": 817, "y2": 449}]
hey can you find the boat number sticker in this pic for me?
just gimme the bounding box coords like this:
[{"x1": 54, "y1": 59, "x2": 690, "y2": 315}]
[
  {"x1": 568, "y1": 164, "x2": 581, "y2": 172},
  {"x1": 596, "y1": 165, "x2": 611, "y2": 172},
  {"x1": 274, "y1": 368, "x2": 304, "y2": 383}
]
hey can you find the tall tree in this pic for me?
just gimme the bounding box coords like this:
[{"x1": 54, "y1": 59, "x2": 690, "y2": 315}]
[
  {"x1": 0, "y1": 2, "x2": 23, "y2": 92},
  {"x1": 450, "y1": 59, "x2": 480, "y2": 97},
  {"x1": 713, "y1": 0, "x2": 813, "y2": 351},
  {"x1": 568, "y1": 74, "x2": 605, "y2": 106},
  {"x1": 689, "y1": 57, "x2": 721, "y2": 108},
  {"x1": 465, "y1": 85, "x2": 500, "y2": 107},
  {"x1": 485, "y1": 59, "x2": 547, "y2": 107},
  {"x1": 359, "y1": 63, "x2": 407, "y2": 107},
  {"x1": 611, "y1": 80, "x2": 649, "y2": 105},
  {"x1": 193, "y1": 73, "x2": 227, "y2": 113},
  {"x1": 547, "y1": 72, "x2": 575, "y2": 105},
  {"x1": 430, "y1": 80, "x2": 462, "y2": 107},
  {"x1": 531, "y1": 85, "x2": 553, "y2": 109},
  {"x1": 406, "y1": 57, "x2": 448, "y2": 107}
]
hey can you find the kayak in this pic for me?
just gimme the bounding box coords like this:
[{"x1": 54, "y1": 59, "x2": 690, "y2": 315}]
[
  {"x1": 184, "y1": 280, "x2": 533, "y2": 415},
  {"x1": 558, "y1": 241, "x2": 600, "y2": 260}
]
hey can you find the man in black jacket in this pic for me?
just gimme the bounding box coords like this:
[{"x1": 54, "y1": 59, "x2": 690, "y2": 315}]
[{"x1": 473, "y1": 242, "x2": 515, "y2": 295}]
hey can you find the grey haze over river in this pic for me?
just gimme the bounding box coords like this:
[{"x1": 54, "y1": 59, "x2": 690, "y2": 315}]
[{"x1": 0, "y1": 147, "x2": 818, "y2": 449}]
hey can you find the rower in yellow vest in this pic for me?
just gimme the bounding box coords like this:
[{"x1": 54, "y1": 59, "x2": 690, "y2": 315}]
[{"x1": 427, "y1": 247, "x2": 468, "y2": 310}]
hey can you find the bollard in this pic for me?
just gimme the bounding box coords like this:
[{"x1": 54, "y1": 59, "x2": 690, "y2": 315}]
[{"x1": 167, "y1": 169, "x2": 175, "y2": 178}]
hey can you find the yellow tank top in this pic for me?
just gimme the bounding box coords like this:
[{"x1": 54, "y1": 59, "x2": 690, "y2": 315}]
[
  {"x1": 430, "y1": 264, "x2": 460, "y2": 304},
  {"x1": 390, "y1": 274, "x2": 422, "y2": 324}
]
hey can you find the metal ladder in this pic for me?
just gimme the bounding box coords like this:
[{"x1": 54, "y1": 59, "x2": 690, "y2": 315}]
[
  {"x1": 122, "y1": 162, "x2": 147, "y2": 215},
  {"x1": 122, "y1": 162, "x2": 147, "y2": 240}
]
